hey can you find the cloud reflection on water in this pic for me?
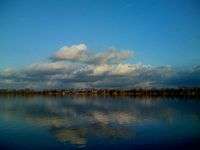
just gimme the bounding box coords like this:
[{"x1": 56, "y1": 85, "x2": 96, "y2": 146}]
[{"x1": 0, "y1": 96, "x2": 200, "y2": 148}]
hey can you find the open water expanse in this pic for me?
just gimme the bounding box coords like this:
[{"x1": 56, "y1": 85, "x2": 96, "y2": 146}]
[{"x1": 0, "y1": 96, "x2": 200, "y2": 150}]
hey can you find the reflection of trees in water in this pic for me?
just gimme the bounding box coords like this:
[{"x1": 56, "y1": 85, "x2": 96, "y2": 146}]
[{"x1": 0, "y1": 96, "x2": 199, "y2": 147}]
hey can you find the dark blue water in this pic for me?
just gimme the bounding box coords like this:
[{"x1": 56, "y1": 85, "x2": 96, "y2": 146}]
[{"x1": 0, "y1": 96, "x2": 199, "y2": 150}]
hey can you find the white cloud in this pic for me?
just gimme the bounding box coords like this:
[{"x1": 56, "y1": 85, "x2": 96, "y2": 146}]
[
  {"x1": 92, "y1": 64, "x2": 112, "y2": 75},
  {"x1": 88, "y1": 49, "x2": 132, "y2": 65},
  {"x1": 52, "y1": 44, "x2": 133, "y2": 65},
  {"x1": 53, "y1": 43, "x2": 87, "y2": 61},
  {"x1": 0, "y1": 68, "x2": 15, "y2": 77},
  {"x1": 91, "y1": 63, "x2": 139, "y2": 76},
  {"x1": 0, "y1": 43, "x2": 199, "y2": 89},
  {"x1": 111, "y1": 64, "x2": 136, "y2": 75},
  {"x1": 29, "y1": 62, "x2": 67, "y2": 71}
]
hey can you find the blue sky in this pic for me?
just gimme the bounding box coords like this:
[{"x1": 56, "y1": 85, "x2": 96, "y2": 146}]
[
  {"x1": 0, "y1": 0, "x2": 200, "y2": 89},
  {"x1": 0, "y1": 0, "x2": 200, "y2": 69}
]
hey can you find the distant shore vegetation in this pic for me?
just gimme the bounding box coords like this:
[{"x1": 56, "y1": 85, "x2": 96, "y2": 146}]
[{"x1": 0, "y1": 88, "x2": 200, "y2": 98}]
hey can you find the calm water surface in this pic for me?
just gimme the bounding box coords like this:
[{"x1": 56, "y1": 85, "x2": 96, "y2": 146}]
[{"x1": 0, "y1": 96, "x2": 200, "y2": 150}]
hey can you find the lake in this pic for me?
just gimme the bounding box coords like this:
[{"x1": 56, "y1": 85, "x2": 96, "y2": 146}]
[{"x1": 0, "y1": 96, "x2": 199, "y2": 150}]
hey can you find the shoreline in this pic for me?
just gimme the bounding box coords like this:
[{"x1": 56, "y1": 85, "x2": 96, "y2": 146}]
[{"x1": 0, "y1": 88, "x2": 200, "y2": 98}]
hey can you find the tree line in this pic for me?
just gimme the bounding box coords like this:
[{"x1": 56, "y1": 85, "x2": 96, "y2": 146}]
[{"x1": 0, "y1": 88, "x2": 200, "y2": 98}]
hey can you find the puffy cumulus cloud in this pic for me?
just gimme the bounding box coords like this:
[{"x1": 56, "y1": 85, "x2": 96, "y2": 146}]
[
  {"x1": 51, "y1": 44, "x2": 133, "y2": 65},
  {"x1": 52, "y1": 44, "x2": 87, "y2": 61},
  {"x1": 92, "y1": 64, "x2": 112, "y2": 75},
  {"x1": 26, "y1": 62, "x2": 79, "y2": 76},
  {"x1": 86, "y1": 49, "x2": 133, "y2": 65},
  {"x1": 111, "y1": 64, "x2": 137, "y2": 75},
  {"x1": 90, "y1": 63, "x2": 143, "y2": 76},
  {"x1": 0, "y1": 43, "x2": 200, "y2": 89}
]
